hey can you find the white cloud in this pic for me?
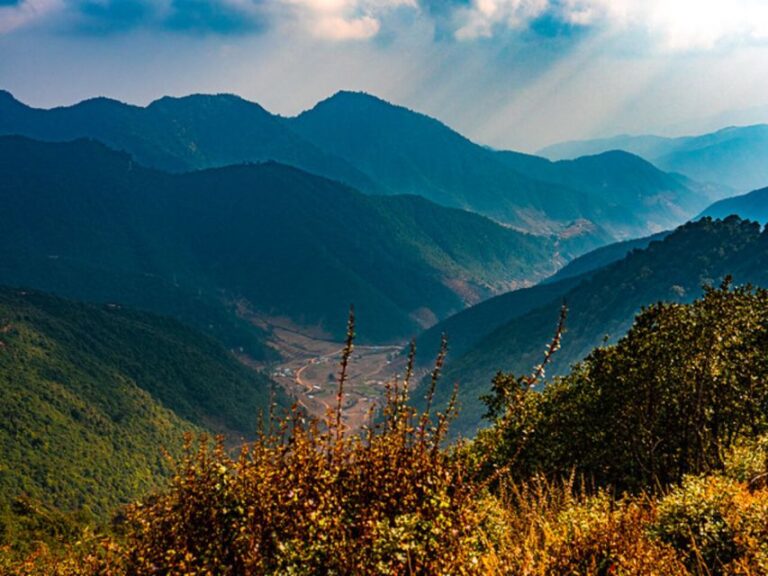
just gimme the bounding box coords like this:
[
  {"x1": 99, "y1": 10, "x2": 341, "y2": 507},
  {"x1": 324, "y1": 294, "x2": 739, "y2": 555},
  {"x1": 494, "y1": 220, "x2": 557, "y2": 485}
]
[
  {"x1": 284, "y1": 0, "x2": 417, "y2": 40},
  {"x1": 454, "y1": 0, "x2": 549, "y2": 40},
  {"x1": 453, "y1": 0, "x2": 768, "y2": 51},
  {"x1": 612, "y1": 0, "x2": 768, "y2": 51},
  {"x1": 0, "y1": 0, "x2": 63, "y2": 35}
]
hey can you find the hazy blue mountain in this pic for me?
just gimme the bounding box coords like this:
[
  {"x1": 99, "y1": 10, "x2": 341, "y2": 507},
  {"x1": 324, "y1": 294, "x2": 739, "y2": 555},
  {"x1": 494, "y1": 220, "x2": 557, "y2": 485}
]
[
  {"x1": 539, "y1": 134, "x2": 676, "y2": 162},
  {"x1": 539, "y1": 125, "x2": 768, "y2": 193},
  {"x1": 699, "y1": 186, "x2": 768, "y2": 224},
  {"x1": 0, "y1": 136, "x2": 559, "y2": 345},
  {"x1": 495, "y1": 150, "x2": 710, "y2": 239},
  {"x1": 1, "y1": 90, "x2": 712, "y2": 250},
  {"x1": 289, "y1": 91, "x2": 709, "y2": 242},
  {"x1": 0, "y1": 89, "x2": 376, "y2": 192},
  {"x1": 427, "y1": 216, "x2": 768, "y2": 435}
]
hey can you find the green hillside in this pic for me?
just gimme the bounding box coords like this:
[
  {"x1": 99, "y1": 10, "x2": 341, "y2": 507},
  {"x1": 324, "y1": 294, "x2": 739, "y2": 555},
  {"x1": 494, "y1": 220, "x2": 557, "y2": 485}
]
[
  {"x1": 415, "y1": 230, "x2": 669, "y2": 370},
  {"x1": 0, "y1": 136, "x2": 558, "y2": 343},
  {"x1": 430, "y1": 216, "x2": 768, "y2": 434},
  {"x1": 0, "y1": 286, "x2": 277, "y2": 544},
  {"x1": 414, "y1": 275, "x2": 584, "y2": 366},
  {"x1": 543, "y1": 230, "x2": 670, "y2": 284}
]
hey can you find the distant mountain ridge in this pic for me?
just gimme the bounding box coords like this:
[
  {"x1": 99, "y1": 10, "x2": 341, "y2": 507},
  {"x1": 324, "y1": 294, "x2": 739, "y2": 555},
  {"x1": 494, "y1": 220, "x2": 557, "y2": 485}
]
[
  {"x1": 699, "y1": 186, "x2": 768, "y2": 224},
  {"x1": 289, "y1": 91, "x2": 711, "y2": 241},
  {"x1": 0, "y1": 135, "x2": 559, "y2": 345},
  {"x1": 539, "y1": 124, "x2": 768, "y2": 193},
  {"x1": 494, "y1": 149, "x2": 704, "y2": 239},
  {"x1": 0, "y1": 89, "x2": 712, "y2": 246},
  {"x1": 0, "y1": 89, "x2": 376, "y2": 192}
]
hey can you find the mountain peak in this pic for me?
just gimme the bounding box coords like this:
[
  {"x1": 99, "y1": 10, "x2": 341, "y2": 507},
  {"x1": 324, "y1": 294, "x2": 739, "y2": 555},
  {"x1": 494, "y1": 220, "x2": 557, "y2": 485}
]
[
  {"x1": 0, "y1": 90, "x2": 25, "y2": 109},
  {"x1": 330, "y1": 90, "x2": 389, "y2": 103},
  {"x1": 72, "y1": 96, "x2": 136, "y2": 113},
  {"x1": 296, "y1": 89, "x2": 457, "y2": 138},
  {"x1": 149, "y1": 92, "x2": 260, "y2": 109},
  {"x1": 306, "y1": 90, "x2": 408, "y2": 116}
]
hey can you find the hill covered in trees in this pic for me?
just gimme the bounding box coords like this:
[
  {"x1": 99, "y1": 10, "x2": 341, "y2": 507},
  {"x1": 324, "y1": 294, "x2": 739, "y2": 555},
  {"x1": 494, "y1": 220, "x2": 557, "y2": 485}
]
[
  {"x1": 425, "y1": 216, "x2": 768, "y2": 434},
  {"x1": 0, "y1": 286, "x2": 278, "y2": 548},
  {"x1": 0, "y1": 136, "x2": 559, "y2": 344}
]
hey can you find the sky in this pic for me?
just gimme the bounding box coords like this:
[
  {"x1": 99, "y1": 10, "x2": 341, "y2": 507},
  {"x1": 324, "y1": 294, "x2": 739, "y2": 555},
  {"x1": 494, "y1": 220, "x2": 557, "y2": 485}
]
[{"x1": 1, "y1": 0, "x2": 768, "y2": 151}]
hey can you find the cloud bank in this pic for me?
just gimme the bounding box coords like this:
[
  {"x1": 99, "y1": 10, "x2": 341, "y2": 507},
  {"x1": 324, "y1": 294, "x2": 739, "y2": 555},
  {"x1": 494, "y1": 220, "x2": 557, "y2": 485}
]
[{"x1": 2, "y1": 0, "x2": 768, "y2": 51}]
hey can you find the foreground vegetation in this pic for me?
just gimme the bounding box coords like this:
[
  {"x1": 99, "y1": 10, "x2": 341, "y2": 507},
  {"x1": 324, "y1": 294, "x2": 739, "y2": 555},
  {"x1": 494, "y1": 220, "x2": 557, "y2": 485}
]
[{"x1": 4, "y1": 283, "x2": 768, "y2": 574}]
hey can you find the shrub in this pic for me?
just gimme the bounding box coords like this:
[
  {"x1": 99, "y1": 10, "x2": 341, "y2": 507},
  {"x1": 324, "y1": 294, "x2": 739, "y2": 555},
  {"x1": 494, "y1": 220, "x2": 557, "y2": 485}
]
[
  {"x1": 479, "y1": 282, "x2": 768, "y2": 491},
  {"x1": 650, "y1": 474, "x2": 768, "y2": 575},
  {"x1": 120, "y1": 318, "x2": 490, "y2": 575},
  {"x1": 481, "y1": 476, "x2": 688, "y2": 576}
]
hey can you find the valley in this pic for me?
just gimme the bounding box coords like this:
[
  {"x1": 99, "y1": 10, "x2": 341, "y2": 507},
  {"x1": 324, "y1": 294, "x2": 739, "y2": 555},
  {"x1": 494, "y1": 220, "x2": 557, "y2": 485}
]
[{"x1": 239, "y1": 311, "x2": 409, "y2": 431}]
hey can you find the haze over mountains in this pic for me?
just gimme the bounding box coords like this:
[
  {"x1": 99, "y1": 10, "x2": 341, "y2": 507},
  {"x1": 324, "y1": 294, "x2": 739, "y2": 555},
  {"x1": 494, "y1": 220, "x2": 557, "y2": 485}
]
[
  {"x1": 540, "y1": 125, "x2": 768, "y2": 194},
  {"x1": 701, "y1": 186, "x2": 768, "y2": 224},
  {"x1": 0, "y1": 90, "x2": 716, "y2": 247}
]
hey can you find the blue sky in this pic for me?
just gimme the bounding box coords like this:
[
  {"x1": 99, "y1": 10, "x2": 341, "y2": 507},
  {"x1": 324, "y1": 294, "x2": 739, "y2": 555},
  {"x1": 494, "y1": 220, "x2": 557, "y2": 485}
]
[{"x1": 1, "y1": 0, "x2": 768, "y2": 150}]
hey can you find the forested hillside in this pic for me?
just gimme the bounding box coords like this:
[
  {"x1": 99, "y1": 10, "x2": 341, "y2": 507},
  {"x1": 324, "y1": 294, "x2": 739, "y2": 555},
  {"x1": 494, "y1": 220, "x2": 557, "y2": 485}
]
[
  {"x1": 428, "y1": 216, "x2": 768, "y2": 434},
  {"x1": 0, "y1": 286, "x2": 278, "y2": 547},
  {"x1": 0, "y1": 136, "x2": 558, "y2": 344}
]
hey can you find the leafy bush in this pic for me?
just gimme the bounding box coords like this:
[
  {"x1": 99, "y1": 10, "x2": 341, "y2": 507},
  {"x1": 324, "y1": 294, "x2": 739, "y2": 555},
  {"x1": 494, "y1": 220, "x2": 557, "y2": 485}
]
[
  {"x1": 651, "y1": 474, "x2": 768, "y2": 575},
  {"x1": 652, "y1": 475, "x2": 742, "y2": 574},
  {"x1": 478, "y1": 282, "x2": 768, "y2": 491}
]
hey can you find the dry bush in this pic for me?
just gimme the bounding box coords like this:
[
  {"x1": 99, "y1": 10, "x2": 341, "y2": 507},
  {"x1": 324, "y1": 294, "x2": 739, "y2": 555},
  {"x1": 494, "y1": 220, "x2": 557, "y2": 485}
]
[
  {"x1": 478, "y1": 476, "x2": 689, "y2": 576},
  {"x1": 120, "y1": 320, "x2": 490, "y2": 575},
  {"x1": 0, "y1": 533, "x2": 124, "y2": 576}
]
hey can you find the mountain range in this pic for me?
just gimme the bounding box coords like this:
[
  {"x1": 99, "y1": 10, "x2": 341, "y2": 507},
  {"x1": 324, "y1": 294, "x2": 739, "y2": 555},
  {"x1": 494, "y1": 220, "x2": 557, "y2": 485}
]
[
  {"x1": 4, "y1": 88, "x2": 767, "y2": 445},
  {"x1": 540, "y1": 125, "x2": 768, "y2": 194},
  {"x1": 0, "y1": 136, "x2": 560, "y2": 345},
  {"x1": 0, "y1": 89, "x2": 715, "y2": 246}
]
